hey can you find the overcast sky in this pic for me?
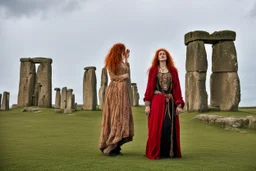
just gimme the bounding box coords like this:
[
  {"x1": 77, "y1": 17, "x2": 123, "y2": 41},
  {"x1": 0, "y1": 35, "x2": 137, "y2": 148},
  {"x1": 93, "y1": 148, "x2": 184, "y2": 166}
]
[{"x1": 0, "y1": 0, "x2": 256, "y2": 107}]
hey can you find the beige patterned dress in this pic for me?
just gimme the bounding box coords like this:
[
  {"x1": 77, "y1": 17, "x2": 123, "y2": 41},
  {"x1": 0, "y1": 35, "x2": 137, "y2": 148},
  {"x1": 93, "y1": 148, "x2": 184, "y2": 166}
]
[{"x1": 99, "y1": 62, "x2": 134, "y2": 155}]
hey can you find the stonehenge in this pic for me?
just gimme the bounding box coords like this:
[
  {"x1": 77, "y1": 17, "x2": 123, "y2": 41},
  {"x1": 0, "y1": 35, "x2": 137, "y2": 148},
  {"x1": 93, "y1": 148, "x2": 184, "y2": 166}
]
[
  {"x1": 1, "y1": 91, "x2": 10, "y2": 111},
  {"x1": 131, "y1": 83, "x2": 140, "y2": 106},
  {"x1": 194, "y1": 114, "x2": 256, "y2": 130},
  {"x1": 17, "y1": 57, "x2": 52, "y2": 108},
  {"x1": 83, "y1": 66, "x2": 97, "y2": 110},
  {"x1": 185, "y1": 30, "x2": 240, "y2": 112},
  {"x1": 11, "y1": 32, "x2": 240, "y2": 113},
  {"x1": 60, "y1": 87, "x2": 67, "y2": 110},
  {"x1": 54, "y1": 88, "x2": 61, "y2": 109},
  {"x1": 99, "y1": 68, "x2": 108, "y2": 110},
  {"x1": 54, "y1": 87, "x2": 76, "y2": 113}
]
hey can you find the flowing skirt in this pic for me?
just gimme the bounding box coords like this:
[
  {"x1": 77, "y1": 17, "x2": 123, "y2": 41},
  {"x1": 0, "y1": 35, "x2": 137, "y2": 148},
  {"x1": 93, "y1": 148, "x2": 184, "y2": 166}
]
[
  {"x1": 146, "y1": 94, "x2": 181, "y2": 160},
  {"x1": 99, "y1": 80, "x2": 134, "y2": 155}
]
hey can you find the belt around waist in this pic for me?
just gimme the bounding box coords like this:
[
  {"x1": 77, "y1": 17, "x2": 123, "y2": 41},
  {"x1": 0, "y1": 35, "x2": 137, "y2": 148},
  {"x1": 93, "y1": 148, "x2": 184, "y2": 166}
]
[{"x1": 154, "y1": 90, "x2": 172, "y2": 99}]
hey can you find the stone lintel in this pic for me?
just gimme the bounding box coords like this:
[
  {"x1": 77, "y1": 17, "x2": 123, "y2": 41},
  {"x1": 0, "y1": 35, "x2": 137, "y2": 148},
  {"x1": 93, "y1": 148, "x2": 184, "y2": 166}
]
[
  {"x1": 185, "y1": 30, "x2": 236, "y2": 45},
  {"x1": 84, "y1": 66, "x2": 96, "y2": 70}
]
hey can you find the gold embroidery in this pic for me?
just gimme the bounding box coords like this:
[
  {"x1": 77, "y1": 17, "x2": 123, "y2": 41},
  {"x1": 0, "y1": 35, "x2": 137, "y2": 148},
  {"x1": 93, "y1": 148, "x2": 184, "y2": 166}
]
[{"x1": 157, "y1": 72, "x2": 172, "y2": 91}]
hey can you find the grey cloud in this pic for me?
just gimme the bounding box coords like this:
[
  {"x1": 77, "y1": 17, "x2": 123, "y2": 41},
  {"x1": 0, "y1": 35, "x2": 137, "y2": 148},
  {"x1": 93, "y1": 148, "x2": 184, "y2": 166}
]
[
  {"x1": 249, "y1": 1, "x2": 256, "y2": 17},
  {"x1": 0, "y1": 0, "x2": 84, "y2": 18}
]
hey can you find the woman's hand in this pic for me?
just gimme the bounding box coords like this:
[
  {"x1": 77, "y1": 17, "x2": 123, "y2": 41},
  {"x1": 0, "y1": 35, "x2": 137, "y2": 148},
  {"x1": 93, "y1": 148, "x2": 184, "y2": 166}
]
[
  {"x1": 176, "y1": 105, "x2": 182, "y2": 115},
  {"x1": 122, "y1": 73, "x2": 129, "y2": 79},
  {"x1": 124, "y1": 49, "x2": 130, "y2": 63},
  {"x1": 145, "y1": 106, "x2": 150, "y2": 116}
]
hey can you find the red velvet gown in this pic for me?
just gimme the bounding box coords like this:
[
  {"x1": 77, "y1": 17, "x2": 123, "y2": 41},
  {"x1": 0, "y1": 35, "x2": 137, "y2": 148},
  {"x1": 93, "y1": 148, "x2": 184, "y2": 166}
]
[{"x1": 144, "y1": 66, "x2": 184, "y2": 160}]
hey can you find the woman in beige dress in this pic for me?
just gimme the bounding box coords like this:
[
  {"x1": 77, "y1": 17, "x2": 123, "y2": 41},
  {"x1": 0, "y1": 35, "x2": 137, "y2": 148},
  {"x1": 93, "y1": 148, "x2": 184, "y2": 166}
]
[{"x1": 99, "y1": 43, "x2": 134, "y2": 156}]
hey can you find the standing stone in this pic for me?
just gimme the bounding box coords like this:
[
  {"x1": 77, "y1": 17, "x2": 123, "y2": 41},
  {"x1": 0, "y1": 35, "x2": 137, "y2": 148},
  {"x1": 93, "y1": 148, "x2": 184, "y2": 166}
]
[
  {"x1": 185, "y1": 40, "x2": 208, "y2": 112},
  {"x1": 36, "y1": 58, "x2": 52, "y2": 108},
  {"x1": 54, "y1": 88, "x2": 61, "y2": 109},
  {"x1": 72, "y1": 94, "x2": 75, "y2": 109},
  {"x1": 99, "y1": 68, "x2": 108, "y2": 110},
  {"x1": 185, "y1": 72, "x2": 208, "y2": 112},
  {"x1": 60, "y1": 87, "x2": 67, "y2": 110},
  {"x1": 31, "y1": 78, "x2": 39, "y2": 106},
  {"x1": 127, "y1": 64, "x2": 133, "y2": 106},
  {"x1": 37, "y1": 83, "x2": 42, "y2": 106},
  {"x1": 0, "y1": 93, "x2": 2, "y2": 109},
  {"x1": 185, "y1": 30, "x2": 240, "y2": 112},
  {"x1": 83, "y1": 66, "x2": 97, "y2": 110},
  {"x1": 17, "y1": 58, "x2": 36, "y2": 107},
  {"x1": 210, "y1": 72, "x2": 240, "y2": 111},
  {"x1": 186, "y1": 41, "x2": 208, "y2": 72},
  {"x1": 66, "y1": 89, "x2": 73, "y2": 110},
  {"x1": 1, "y1": 91, "x2": 10, "y2": 111},
  {"x1": 131, "y1": 83, "x2": 139, "y2": 106},
  {"x1": 212, "y1": 41, "x2": 238, "y2": 72}
]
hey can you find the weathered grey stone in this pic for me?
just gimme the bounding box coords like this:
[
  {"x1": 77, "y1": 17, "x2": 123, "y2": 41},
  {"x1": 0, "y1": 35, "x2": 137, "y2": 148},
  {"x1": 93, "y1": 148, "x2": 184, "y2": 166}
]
[
  {"x1": 1, "y1": 91, "x2": 10, "y2": 111},
  {"x1": 186, "y1": 41, "x2": 208, "y2": 72},
  {"x1": 11, "y1": 104, "x2": 19, "y2": 109},
  {"x1": 32, "y1": 57, "x2": 52, "y2": 64},
  {"x1": 246, "y1": 116, "x2": 256, "y2": 130},
  {"x1": 185, "y1": 30, "x2": 236, "y2": 45},
  {"x1": 99, "y1": 68, "x2": 108, "y2": 110},
  {"x1": 18, "y1": 57, "x2": 53, "y2": 108},
  {"x1": 55, "y1": 109, "x2": 63, "y2": 113},
  {"x1": 185, "y1": 72, "x2": 208, "y2": 112},
  {"x1": 212, "y1": 41, "x2": 238, "y2": 72},
  {"x1": 128, "y1": 65, "x2": 133, "y2": 106},
  {"x1": 73, "y1": 103, "x2": 77, "y2": 111},
  {"x1": 194, "y1": 114, "x2": 249, "y2": 128},
  {"x1": 84, "y1": 66, "x2": 96, "y2": 71},
  {"x1": 131, "y1": 83, "x2": 139, "y2": 106},
  {"x1": 20, "y1": 58, "x2": 33, "y2": 62},
  {"x1": 32, "y1": 83, "x2": 41, "y2": 106},
  {"x1": 215, "y1": 117, "x2": 248, "y2": 128},
  {"x1": 31, "y1": 78, "x2": 38, "y2": 106},
  {"x1": 37, "y1": 62, "x2": 52, "y2": 108},
  {"x1": 0, "y1": 93, "x2": 2, "y2": 109},
  {"x1": 185, "y1": 31, "x2": 210, "y2": 45},
  {"x1": 194, "y1": 114, "x2": 224, "y2": 123},
  {"x1": 210, "y1": 72, "x2": 240, "y2": 111},
  {"x1": 17, "y1": 61, "x2": 36, "y2": 107},
  {"x1": 72, "y1": 94, "x2": 75, "y2": 109},
  {"x1": 21, "y1": 107, "x2": 40, "y2": 112},
  {"x1": 60, "y1": 87, "x2": 67, "y2": 109},
  {"x1": 64, "y1": 109, "x2": 72, "y2": 114},
  {"x1": 83, "y1": 66, "x2": 97, "y2": 110},
  {"x1": 66, "y1": 89, "x2": 73, "y2": 110},
  {"x1": 210, "y1": 30, "x2": 236, "y2": 43},
  {"x1": 54, "y1": 88, "x2": 61, "y2": 109}
]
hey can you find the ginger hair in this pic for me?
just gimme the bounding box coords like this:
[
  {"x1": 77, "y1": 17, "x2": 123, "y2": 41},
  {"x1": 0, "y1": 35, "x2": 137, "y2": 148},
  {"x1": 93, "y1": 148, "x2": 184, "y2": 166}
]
[
  {"x1": 104, "y1": 43, "x2": 126, "y2": 74},
  {"x1": 149, "y1": 48, "x2": 177, "y2": 72}
]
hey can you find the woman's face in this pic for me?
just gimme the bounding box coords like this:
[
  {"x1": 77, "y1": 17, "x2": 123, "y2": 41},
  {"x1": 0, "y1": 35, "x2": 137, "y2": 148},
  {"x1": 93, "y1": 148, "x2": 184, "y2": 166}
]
[{"x1": 158, "y1": 50, "x2": 167, "y2": 61}]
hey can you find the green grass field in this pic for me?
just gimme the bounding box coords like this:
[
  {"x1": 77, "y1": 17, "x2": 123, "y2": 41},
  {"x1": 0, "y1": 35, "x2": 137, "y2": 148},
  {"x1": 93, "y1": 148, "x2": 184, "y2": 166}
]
[{"x1": 0, "y1": 107, "x2": 256, "y2": 171}]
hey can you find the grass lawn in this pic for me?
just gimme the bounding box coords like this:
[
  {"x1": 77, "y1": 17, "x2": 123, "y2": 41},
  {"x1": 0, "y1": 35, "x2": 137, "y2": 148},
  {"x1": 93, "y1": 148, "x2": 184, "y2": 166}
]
[{"x1": 0, "y1": 106, "x2": 256, "y2": 171}]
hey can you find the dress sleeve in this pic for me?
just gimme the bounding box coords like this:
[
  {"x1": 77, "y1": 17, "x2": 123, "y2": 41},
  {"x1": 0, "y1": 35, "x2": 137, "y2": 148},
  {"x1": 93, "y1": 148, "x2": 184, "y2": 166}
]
[
  {"x1": 172, "y1": 68, "x2": 185, "y2": 108},
  {"x1": 143, "y1": 67, "x2": 157, "y2": 106}
]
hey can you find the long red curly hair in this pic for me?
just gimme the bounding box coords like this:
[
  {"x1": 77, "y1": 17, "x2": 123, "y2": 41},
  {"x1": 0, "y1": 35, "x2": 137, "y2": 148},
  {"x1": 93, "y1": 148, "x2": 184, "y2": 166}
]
[
  {"x1": 149, "y1": 48, "x2": 177, "y2": 72},
  {"x1": 104, "y1": 43, "x2": 126, "y2": 74}
]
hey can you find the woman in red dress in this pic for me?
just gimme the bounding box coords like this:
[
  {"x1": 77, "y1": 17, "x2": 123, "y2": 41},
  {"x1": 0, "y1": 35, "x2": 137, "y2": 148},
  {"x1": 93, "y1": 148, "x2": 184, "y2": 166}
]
[{"x1": 144, "y1": 48, "x2": 184, "y2": 160}]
